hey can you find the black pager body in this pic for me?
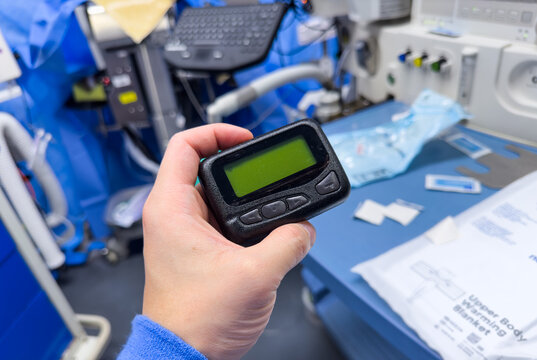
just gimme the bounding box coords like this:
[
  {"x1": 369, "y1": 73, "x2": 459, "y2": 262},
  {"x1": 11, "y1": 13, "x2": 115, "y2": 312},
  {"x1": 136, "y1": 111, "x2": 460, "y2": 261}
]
[{"x1": 199, "y1": 119, "x2": 350, "y2": 245}]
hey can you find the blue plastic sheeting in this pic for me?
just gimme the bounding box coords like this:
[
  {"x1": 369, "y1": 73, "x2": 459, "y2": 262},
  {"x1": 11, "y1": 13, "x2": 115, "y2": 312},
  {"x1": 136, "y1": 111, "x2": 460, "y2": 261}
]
[
  {"x1": 0, "y1": 291, "x2": 73, "y2": 360},
  {"x1": 0, "y1": 0, "x2": 86, "y2": 69},
  {"x1": 0, "y1": 0, "x2": 125, "y2": 240},
  {"x1": 0, "y1": 248, "x2": 42, "y2": 340},
  {"x1": 186, "y1": 0, "x2": 225, "y2": 7},
  {"x1": 0, "y1": 221, "x2": 72, "y2": 359},
  {"x1": 0, "y1": 219, "x2": 15, "y2": 265}
]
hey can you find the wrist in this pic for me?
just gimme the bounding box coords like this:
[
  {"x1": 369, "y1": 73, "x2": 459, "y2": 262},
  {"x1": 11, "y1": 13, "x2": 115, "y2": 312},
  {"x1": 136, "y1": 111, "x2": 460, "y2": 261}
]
[{"x1": 119, "y1": 315, "x2": 207, "y2": 360}]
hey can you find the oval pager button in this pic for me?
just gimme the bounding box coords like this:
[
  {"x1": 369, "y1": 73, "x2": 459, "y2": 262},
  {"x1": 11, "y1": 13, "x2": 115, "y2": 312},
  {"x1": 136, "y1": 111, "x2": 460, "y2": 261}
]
[
  {"x1": 240, "y1": 209, "x2": 263, "y2": 225},
  {"x1": 261, "y1": 201, "x2": 287, "y2": 219},
  {"x1": 286, "y1": 196, "x2": 309, "y2": 211},
  {"x1": 316, "y1": 171, "x2": 340, "y2": 195}
]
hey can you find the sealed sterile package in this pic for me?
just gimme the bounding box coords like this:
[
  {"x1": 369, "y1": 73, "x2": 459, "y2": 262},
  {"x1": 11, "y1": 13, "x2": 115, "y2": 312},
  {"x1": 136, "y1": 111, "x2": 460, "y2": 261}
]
[
  {"x1": 352, "y1": 171, "x2": 537, "y2": 359},
  {"x1": 329, "y1": 90, "x2": 470, "y2": 187}
]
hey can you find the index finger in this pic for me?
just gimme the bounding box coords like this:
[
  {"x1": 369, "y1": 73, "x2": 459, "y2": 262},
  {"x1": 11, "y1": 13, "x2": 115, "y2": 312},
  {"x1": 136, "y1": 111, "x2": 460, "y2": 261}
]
[{"x1": 157, "y1": 124, "x2": 253, "y2": 187}]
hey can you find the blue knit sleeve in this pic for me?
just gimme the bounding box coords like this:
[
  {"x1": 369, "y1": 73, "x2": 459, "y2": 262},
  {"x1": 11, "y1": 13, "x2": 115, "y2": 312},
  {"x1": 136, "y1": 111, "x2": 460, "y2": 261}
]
[{"x1": 117, "y1": 315, "x2": 207, "y2": 360}]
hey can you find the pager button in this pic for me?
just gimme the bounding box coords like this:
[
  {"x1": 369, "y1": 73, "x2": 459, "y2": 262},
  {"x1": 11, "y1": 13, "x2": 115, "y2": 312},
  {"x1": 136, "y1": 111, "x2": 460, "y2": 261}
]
[
  {"x1": 240, "y1": 209, "x2": 263, "y2": 225},
  {"x1": 316, "y1": 171, "x2": 340, "y2": 195},
  {"x1": 286, "y1": 196, "x2": 309, "y2": 210},
  {"x1": 262, "y1": 201, "x2": 287, "y2": 219}
]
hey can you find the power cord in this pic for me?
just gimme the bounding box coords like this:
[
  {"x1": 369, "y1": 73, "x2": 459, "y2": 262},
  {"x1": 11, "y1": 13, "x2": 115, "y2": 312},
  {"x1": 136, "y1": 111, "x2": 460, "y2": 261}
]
[{"x1": 177, "y1": 72, "x2": 208, "y2": 123}]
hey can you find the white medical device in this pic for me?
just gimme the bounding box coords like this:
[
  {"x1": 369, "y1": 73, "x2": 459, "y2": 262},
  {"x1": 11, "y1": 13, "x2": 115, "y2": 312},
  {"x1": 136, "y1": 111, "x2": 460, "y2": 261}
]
[
  {"x1": 0, "y1": 28, "x2": 67, "y2": 269},
  {"x1": 347, "y1": 0, "x2": 411, "y2": 23},
  {"x1": 207, "y1": 59, "x2": 334, "y2": 124},
  {"x1": 353, "y1": 0, "x2": 537, "y2": 144},
  {"x1": 310, "y1": 0, "x2": 411, "y2": 23}
]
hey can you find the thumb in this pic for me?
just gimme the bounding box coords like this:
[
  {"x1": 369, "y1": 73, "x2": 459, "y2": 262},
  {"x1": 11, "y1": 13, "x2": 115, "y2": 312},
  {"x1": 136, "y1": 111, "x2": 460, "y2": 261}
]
[{"x1": 247, "y1": 222, "x2": 316, "y2": 280}]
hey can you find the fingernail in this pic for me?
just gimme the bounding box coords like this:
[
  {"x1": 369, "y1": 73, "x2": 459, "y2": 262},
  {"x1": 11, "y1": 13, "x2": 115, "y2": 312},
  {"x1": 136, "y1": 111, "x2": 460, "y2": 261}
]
[{"x1": 301, "y1": 223, "x2": 316, "y2": 245}]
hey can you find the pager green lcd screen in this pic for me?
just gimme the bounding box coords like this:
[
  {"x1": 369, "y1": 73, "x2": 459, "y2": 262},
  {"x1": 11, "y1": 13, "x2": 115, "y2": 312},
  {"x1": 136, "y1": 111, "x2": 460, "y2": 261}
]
[{"x1": 224, "y1": 136, "x2": 317, "y2": 198}]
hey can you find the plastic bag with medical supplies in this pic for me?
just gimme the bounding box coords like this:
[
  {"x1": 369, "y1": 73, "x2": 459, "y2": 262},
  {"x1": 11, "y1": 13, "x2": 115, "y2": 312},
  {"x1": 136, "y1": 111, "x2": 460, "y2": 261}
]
[{"x1": 328, "y1": 90, "x2": 470, "y2": 188}]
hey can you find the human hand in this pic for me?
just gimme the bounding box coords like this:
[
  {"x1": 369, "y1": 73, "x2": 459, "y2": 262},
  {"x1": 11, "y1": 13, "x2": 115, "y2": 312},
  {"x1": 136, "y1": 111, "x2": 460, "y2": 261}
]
[{"x1": 142, "y1": 124, "x2": 316, "y2": 359}]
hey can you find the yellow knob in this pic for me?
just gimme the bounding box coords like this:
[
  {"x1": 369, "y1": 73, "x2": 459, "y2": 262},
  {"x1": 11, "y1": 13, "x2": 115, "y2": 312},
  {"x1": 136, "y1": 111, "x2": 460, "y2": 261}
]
[{"x1": 413, "y1": 57, "x2": 423, "y2": 68}]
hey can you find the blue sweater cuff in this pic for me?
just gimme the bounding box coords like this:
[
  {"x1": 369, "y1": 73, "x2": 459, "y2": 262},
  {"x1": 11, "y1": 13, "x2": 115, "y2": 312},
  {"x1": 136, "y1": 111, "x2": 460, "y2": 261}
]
[{"x1": 117, "y1": 315, "x2": 207, "y2": 360}]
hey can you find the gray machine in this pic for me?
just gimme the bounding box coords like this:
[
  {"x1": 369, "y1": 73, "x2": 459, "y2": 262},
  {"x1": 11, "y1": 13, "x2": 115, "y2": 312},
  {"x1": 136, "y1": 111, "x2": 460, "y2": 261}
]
[
  {"x1": 354, "y1": 0, "x2": 537, "y2": 144},
  {"x1": 75, "y1": 3, "x2": 185, "y2": 258},
  {"x1": 76, "y1": 3, "x2": 185, "y2": 155}
]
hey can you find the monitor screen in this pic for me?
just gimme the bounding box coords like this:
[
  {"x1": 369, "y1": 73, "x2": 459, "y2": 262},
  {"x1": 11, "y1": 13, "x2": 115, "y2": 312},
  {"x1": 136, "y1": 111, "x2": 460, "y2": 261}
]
[{"x1": 224, "y1": 135, "x2": 317, "y2": 198}]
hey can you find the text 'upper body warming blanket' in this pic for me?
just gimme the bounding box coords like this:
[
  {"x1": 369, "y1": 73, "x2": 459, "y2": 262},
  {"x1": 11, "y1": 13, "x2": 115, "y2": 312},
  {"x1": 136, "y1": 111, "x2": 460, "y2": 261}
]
[{"x1": 353, "y1": 171, "x2": 537, "y2": 360}]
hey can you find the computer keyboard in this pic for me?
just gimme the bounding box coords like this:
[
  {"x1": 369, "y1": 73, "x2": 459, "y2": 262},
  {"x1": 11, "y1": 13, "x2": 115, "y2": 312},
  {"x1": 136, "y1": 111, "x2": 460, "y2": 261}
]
[{"x1": 164, "y1": 3, "x2": 288, "y2": 72}]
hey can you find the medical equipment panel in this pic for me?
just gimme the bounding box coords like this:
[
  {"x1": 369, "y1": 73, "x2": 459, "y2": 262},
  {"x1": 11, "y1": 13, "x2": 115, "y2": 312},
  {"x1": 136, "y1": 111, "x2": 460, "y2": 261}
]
[
  {"x1": 353, "y1": 1, "x2": 537, "y2": 144},
  {"x1": 347, "y1": 0, "x2": 411, "y2": 23},
  {"x1": 101, "y1": 50, "x2": 148, "y2": 128},
  {"x1": 415, "y1": 0, "x2": 537, "y2": 44},
  {"x1": 77, "y1": 3, "x2": 183, "y2": 154},
  {"x1": 310, "y1": 0, "x2": 411, "y2": 22}
]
